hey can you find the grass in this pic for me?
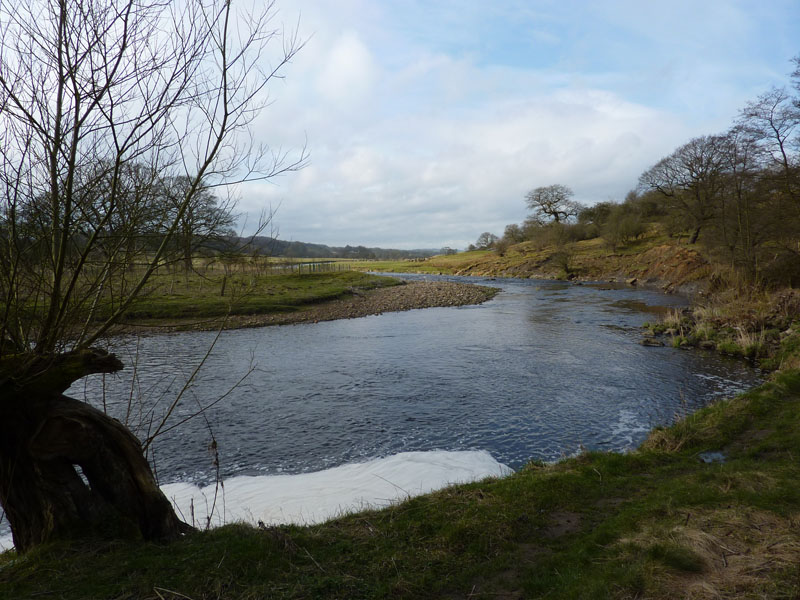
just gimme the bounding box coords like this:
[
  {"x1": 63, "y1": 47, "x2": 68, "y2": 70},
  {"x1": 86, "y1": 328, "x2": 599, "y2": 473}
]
[
  {"x1": 113, "y1": 270, "x2": 401, "y2": 323},
  {"x1": 351, "y1": 227, "x2": 712, "y2": 288},
  {"x1": 643, "y1": 285, "x2": 800, "y2": 370},
  {"x1": 1, "y1": 257, "x2": 399, "y2": 329},
  {"x1": 349, "y1": 250, "x2": 496, "y2": 275},
  {"x1": 3, "y1": 370, "x2": 800, "y2": 599}
]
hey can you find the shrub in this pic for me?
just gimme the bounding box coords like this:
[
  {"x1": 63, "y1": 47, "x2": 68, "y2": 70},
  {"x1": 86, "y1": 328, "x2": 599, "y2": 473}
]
[{"x1": 602, "y1": 205, "x2": 647, "y2": 250}]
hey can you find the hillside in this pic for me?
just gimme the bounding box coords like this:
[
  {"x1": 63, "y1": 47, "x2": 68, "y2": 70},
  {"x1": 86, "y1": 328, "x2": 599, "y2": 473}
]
[{"x1": 358, "y1": 230, "x2": 712, "y2": 295}]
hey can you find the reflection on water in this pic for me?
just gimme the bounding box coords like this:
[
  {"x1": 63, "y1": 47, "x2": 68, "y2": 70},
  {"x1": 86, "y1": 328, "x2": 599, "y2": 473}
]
[{"x1": 67, "y1": 275, "x2": 761, "y2": 485}]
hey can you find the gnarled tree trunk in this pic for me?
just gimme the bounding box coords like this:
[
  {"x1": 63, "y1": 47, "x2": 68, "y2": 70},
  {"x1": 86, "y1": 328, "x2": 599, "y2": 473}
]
[{"x1": 0, "y1": 350, "x2": 192, "y2": 552}]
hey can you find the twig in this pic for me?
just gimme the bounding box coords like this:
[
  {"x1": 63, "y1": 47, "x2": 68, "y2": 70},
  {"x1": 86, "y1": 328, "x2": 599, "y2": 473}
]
[
  {"x1": 303, "y1": 547, "x2": 325, "y2": 573},
  {"x1": 153, "y1": 587, "x2": 196, "y2": 600},
  {"x1": 372, "y1": 473, "x2": 411, "y2": 498}
]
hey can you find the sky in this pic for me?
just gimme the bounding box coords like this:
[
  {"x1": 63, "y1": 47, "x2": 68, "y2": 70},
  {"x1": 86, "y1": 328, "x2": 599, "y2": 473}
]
[{"x1": 237, "y1": 0, "x2": 800, "y2": 250}]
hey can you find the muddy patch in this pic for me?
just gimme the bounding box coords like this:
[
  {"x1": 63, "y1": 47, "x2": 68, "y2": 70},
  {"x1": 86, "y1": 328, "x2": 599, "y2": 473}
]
[{"x1": 543, "y1": 511, "x2": 583, "y2": 539}]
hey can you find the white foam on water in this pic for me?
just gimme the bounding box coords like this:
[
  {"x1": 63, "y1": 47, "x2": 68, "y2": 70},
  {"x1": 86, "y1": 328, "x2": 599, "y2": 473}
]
[
  {"x1": 0, "y1": 450, "x2": 511, "y2": 551},
  {"x1": 164, "y1": 450, "x2": 512, "y2": 528},
  {"x1": 610, "y1": 409, "x2": 653, "y2": 448}
]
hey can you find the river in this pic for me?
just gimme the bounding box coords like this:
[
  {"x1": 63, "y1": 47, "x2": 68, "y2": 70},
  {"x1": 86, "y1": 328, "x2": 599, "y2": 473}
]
[{"x1": 0, "y1": 275, "x2": 761, "y2": 545}]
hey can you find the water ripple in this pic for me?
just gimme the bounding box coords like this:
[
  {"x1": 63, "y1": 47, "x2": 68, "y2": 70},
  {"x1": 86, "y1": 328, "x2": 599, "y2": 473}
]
[{"x1": 65, "y1": 276, "x2": 760, "y2": 484}]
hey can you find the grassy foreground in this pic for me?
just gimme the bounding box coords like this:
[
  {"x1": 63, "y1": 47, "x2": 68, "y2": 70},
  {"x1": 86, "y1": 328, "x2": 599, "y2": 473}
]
[{"x1": 2, "y1": 370, "x2": 800, "y2": 599}]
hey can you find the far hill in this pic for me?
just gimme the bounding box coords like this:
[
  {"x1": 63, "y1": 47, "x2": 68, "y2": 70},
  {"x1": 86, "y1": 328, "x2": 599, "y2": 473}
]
[{"x1": 231, "y1": 236, "x2": 442, "y2": 260}]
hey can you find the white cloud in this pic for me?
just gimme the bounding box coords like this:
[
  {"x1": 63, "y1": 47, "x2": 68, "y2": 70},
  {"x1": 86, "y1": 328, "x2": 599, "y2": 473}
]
[
  {"x1": 235, "y1": 0, "x2": 799, "y2": 250},
  {"x1": 315, "y1": 32, "x2": 378, "y2": 108}
]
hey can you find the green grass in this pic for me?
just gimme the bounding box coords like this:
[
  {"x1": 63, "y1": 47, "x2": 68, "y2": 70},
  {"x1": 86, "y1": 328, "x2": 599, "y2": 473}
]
[
  {"x1": 1, "y1": 262, "x2": 402, "y2": 329},
  {"x1": 4, "y1": 371, "x2": 800, "y2": 599},
  {"x1": 349, "y1": 251, "x2": 495, "y2": 275},
  {"x1": 353, "y1": 228, "x2": 708, "y2": 284},
  {"x1": 118, "y1": 271, "x2": 400, "y2": 322}
]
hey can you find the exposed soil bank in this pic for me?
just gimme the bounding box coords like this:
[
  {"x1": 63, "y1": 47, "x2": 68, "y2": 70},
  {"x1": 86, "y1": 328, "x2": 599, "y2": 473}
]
[
  {"x1": 452, "y1": 243, "x2": 712, "y2": 297},
  {"x1": 118, "y1": 280, "x2": 498, "y2": 333}
]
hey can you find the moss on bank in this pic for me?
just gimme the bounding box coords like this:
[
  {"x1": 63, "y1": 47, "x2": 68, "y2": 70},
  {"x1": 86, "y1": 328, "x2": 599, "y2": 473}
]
[{"x1": 3, "y1": 370, "x2": 800, "y2": 599}]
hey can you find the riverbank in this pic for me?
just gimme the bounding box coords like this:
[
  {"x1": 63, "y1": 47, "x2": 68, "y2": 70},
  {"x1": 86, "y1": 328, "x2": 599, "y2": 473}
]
[
  {"x1": 354, "y1": 235, "x2": 800, "y2": 371},
  {"x1": 3, "y1": 369, "x2": 799, "y2": 598},
  {"x1": 3, "y1": 252, "x2": 799, "y2": 597},
  {"x1": 351, "y1": 233, "x2": 712, "y2": 296},
  {"x1": 116, "y1": 279, "x2": 498, "y2": 333}
]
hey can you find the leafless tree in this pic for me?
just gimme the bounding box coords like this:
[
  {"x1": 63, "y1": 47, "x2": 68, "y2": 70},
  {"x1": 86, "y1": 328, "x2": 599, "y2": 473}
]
[
  {"x1": 638, "y1": 135, "x2": 727, "y2": 244},
  {"x1": 738, "y1": 87, "x2": 800, "y2": 197},
  {"x1": 525, "y1": 184, "x2": 581, "y2": 224},
  {"x1": 162, "y1": 176, "x2": 238, "y2": 272},
  {"x1": 475, "y1": 231, "x2": 499, "y2": 249},
  {"x1": 0, "y1": 0, "x2": 306, "y2": 552}
]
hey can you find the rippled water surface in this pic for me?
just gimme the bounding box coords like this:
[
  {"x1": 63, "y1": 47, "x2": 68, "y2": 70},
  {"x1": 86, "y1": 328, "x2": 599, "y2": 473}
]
[{"x1": 68, "y1": 275, "x2": 761, "y2": 483}]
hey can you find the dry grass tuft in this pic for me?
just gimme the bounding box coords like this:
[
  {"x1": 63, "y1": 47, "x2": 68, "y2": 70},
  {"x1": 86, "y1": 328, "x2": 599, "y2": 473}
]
[
  {"x1": 641, "y1": 426, "x2": 690, "y2": 453},
  {"x1": 623, "y1": 508, "x2": 800, "y2": 599}
]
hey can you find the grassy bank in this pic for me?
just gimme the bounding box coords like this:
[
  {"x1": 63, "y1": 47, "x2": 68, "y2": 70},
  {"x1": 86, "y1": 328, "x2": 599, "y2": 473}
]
[
  {"x1": 350, "y1": 251, "x2": 497, "y2": 275},
  {"x1": 116, "y1": 270, "x2": 400, "y2": 323},
  {"x1": 643, "y1": 287, "x2": 800, "y2": 371},
  {"x1": 2, "y1": 370, "x2": 799, "y2": 599},
  {"x1": 3, "y1": 243, "x2": 799, "y2": 598},
  {"x1": 352, "y1": 230, "x2": 711, "y2": 294}
]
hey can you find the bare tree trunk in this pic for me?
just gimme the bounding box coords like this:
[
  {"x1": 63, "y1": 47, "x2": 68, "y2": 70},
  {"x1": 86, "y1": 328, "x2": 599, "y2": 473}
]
[{"x1": 0, "y1": 351, "x2": 192, "y2": 552}]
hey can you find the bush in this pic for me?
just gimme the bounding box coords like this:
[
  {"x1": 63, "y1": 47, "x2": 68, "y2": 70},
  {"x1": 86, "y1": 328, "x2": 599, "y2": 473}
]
[
  {"x1": 602, "y1": 206, "x2": 647, "y2": 249},
  {"x1": 523, "y1": 221, "x2": 598, "y2": 248},
  {"x1": 494, "y1": 237, "x2": 512, "y2": 256}
]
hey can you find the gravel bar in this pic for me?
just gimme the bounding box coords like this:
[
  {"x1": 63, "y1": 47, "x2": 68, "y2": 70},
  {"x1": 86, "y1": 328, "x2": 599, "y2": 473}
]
[{"x1": 121, "y1": 280, "x2": 499, "y2": 333}]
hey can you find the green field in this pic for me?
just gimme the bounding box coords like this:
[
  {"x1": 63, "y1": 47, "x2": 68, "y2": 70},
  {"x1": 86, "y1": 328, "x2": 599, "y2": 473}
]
[
  {"x1": 349, "y1": 250, "x2": 495, "y2": 275},
  {"x1": 115, "y1": 269, "x2": 400, "y2": 323}
]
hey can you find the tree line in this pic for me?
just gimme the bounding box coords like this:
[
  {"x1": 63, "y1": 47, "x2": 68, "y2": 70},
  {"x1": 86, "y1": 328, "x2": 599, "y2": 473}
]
[
  {"x1": 485, "y1": 56, "x2": 800, "y2": 285},
  {"x1": 243, "y1": 237, "x2": 439, "y2": 260}
]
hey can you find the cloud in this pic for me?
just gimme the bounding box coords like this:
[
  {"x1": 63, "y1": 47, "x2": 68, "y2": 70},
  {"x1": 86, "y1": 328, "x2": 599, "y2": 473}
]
[
  {"x1": 315, "y1": 32, "x2": 378, "y2": 108},
  {"x1": 236, "y1": 0, "x2": 799, "y2": 250}
]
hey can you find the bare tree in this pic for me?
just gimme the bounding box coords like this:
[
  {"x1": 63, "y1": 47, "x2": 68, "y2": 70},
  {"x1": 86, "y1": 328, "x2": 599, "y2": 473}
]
[
  {"x1": 503, "y1": 223, "x2": 525, "y2": 243},
  {"x1": 638, "y1": 135, "x2": 726, "y2": 244},
  {"x1": 0, "y1": 0, "x2": 306, "y2": 552},
  {"x1": 475, "y1": 231, "x2": 499, "y2": 249},
  {"x1": 738, "y1": 87, "x2": 800, "y2": 196},
  {"x1": 525, "y1": 184, "x2": 581, "y2": 224},
  {"x1": 162, "y1": 176, "x2": 238, "y2": 272}
]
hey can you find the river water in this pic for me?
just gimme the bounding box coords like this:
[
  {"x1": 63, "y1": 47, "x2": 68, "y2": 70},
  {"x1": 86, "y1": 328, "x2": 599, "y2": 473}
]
[
  {"x1": 74, "y1": 274, "x2": 759, "y2": 480},
  {"x1": 0, "y1": 275, "x2": 762, "y2": 545}
]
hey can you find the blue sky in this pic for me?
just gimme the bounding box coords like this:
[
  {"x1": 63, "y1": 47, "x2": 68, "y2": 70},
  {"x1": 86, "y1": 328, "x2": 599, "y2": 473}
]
[{"x1": 240, "y1": 0, "x2": 800, "y2": 250}]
